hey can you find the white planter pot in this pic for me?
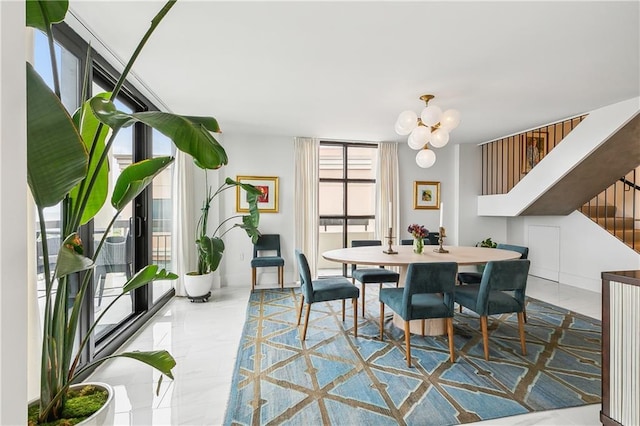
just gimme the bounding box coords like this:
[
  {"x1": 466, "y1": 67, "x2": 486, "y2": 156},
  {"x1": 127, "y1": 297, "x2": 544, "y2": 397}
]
[
  {"x1": 29, "y1": 382, "x2": 114, "y2": 426},
  {"x1": 184, "y1": 271, "x2": 213, "y2": 297}
]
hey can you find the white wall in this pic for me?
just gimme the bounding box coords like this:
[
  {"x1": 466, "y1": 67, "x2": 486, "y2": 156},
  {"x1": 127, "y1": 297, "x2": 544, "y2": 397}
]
[
  {"x1": 455, "y1": 143, "x2": 507, "y2": 246},
  {"x1": 510, "y1": 212, "x2": 640, "y2": 292},
  {"x1": 216, "y1": 134, "x2": 295, "y2": 287},
  {"x1": 398, "y1": 142, "x2": 458, "y2": 243},
  {"x1": 0, "y1": 1, "x2": 28, "y2": 423}
]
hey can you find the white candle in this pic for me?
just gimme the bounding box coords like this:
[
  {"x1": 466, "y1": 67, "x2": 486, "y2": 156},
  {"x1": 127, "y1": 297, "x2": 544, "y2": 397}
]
[
  {"x1": 388, "y1": 202, "x2": 392, "y2": 222},
  {"x1": 439, "y1": 202, "x2": 444, "y2": 227}
]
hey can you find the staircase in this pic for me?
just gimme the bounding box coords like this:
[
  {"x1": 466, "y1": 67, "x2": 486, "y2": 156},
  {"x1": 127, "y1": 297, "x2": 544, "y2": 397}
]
[
  {"x1": 580, "y1": 172, "x2": 640, "y2": 253},
  {"x1": 478, "y1": 97, "x2": 640, "y2": 217}
]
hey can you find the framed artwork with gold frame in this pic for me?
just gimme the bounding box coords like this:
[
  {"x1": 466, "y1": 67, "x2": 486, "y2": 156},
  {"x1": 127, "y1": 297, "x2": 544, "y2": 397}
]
[
  {"x1": 521, "y1": 131, "x2": 547, "y2": 173},
  {"x1": 236, "y1": 175, "x2": 279, "y2": 213},
  {"x1": 413, "y1": 181, "x2": 440, "y2": 209}
]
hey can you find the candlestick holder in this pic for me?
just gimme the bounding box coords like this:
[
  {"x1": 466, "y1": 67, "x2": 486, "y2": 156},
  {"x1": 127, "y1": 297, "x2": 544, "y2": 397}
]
[
  {"x1": 383, "y1": 227, "x2": 397, "y2": 254},
  {"x1": 433, "y1": 226, "x2": 449, "y2": 253}
]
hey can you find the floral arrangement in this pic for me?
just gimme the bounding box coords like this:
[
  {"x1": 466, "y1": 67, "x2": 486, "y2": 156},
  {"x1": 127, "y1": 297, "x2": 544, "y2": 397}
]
[{"x1": 407, "y1": 224, "x2": 428, "y2": 239}]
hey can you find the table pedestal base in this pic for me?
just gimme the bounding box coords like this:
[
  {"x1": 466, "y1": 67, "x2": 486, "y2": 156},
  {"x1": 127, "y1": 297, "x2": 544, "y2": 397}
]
[{"x1": 392, "y1": 314, "x2": 446, "y2": 336}]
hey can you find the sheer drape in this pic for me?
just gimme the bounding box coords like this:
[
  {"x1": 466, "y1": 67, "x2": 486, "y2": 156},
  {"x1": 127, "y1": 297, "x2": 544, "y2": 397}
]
[
  {"x1": 293, "y1": 137, "x2": 319, "y2": 278},
  {"x1": 171, "y1": 150, "x2": 196, "y2": 296},
  {"x1": 375, "y1": 142, "x2": 399, "y2": 243}
]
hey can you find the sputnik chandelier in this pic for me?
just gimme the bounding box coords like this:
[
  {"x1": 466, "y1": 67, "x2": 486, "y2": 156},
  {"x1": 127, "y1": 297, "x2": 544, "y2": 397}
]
[{"x1": 395, "y1": 94, "x2": 461, "y2": 168}]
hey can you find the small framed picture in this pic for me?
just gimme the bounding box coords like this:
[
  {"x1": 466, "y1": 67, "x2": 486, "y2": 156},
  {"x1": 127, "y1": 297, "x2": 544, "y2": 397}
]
[
  {"x1": 236, "y1": 175, "x2": 279, "y2": 213},
  {"x1": 413, "y1": 181, "x2": 440, "y2": 209},
  {"x1": 521, "y1": 131, "x2": 547, "y2": 173}
]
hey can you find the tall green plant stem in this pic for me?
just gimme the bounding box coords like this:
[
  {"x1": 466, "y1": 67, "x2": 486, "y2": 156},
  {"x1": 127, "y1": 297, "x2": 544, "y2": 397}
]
[
  {"x1": 38, "y1": 1, "x2": 61, "y2": 98},
  {"x1": 37, "y1": 6, "x2": 64, "y2": 401},
  {"x1": 210, "y1": 184, "x2": 239, "y2": 236},
  {"x1": 65, "y1": 213, "x2": 119, "y2": 379}
]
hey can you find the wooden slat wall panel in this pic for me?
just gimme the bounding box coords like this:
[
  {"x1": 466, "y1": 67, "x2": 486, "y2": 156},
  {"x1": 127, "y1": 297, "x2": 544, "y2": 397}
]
[{"x1": 481, "y1": 115, "x2": 587, "y2": 195}]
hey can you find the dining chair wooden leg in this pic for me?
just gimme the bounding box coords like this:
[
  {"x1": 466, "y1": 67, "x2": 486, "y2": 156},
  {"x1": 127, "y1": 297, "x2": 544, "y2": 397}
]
[
  {"x1": 279, "y1": 266, "x2": 284, "y2": 289},
  {"x1": 421, "y1": 319, "x2": 425, "y2": 337},
  {"x1": 352, "y1": 298, "x2": 358, "y2": 337},
  {"x1": 518, "y1": 311, "x2": 527, "y2": 355},
  {"x1": 447, "y1": 317, "x2": 455, "y2": 362},
  {"x1": 379, "y1": 303, "x2": 385, "y2": 340},
  {"x1": 404, "y1": 321, "x2": 412, "y2": 367},
  {"x1": 296, "y1": 294, "x2": 305, "y2": 326},
  {"x1": 523, "y1": 308, "x2": 528, "y2": 324},
  {"x1": 459, "y1": 304, "x2": 463, "y2": 313},
  {"x1": 342, "y1": 299, "x2": 346, "y2": 322},
  {"x1": 480, "y1": 315, "x2": 490, "y2": 361},
  {"x1": 301, "y1": 303, "x2": 312, "y2": 340},
  {"x1": 251, "y1": 268, "x2": 256, "y2": 291},
  {"x1": 361, "y1": 284, "x2": 366, "y2": 317}
]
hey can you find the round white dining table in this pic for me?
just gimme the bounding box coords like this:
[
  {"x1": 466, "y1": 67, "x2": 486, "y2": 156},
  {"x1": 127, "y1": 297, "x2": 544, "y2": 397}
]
[{"x1": 322, "y1": 244, "x2": 522, "y2": 336}]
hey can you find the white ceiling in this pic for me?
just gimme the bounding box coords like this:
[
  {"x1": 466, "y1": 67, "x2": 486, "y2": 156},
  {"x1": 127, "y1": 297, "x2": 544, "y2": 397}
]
[{"x1": 68, "y1": 1, "x2": 639, "y2": 145}]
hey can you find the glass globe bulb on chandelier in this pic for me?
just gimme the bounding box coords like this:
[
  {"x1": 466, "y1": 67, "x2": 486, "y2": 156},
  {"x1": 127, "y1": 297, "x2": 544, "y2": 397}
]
[{"x1": 395, "y1": 94, "x2": 461, "y2": 168}]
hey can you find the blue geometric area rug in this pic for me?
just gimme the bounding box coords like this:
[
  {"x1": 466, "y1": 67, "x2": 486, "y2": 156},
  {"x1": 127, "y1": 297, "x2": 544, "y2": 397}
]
[{"x1": 224, "y1": 288, "x2": 601, "y2": 425}]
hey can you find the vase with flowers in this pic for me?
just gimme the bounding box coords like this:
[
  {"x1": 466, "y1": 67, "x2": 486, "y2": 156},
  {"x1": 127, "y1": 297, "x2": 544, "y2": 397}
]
[{"x1": 407, "y1": 224, "x2": 429, "y2": 254}]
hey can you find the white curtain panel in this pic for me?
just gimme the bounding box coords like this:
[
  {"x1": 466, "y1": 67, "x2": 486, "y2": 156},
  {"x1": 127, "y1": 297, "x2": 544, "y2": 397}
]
[
  {"x1": 293, "y1": 137, "x2": 319, "y2": 278},
  {"x1": 375, "y1": 142, "x2": 400, "y2": 243},
  {"x1": 171, "y1": 150, "x2": 197, "y2": 296}
]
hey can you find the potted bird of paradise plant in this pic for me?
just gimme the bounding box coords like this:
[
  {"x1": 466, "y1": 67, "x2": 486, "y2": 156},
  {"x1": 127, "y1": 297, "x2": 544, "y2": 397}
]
[
  {"x1": 183, "y1": 173, "x2": 262, "y2": 301},
  {"x1": 26, "y1": 0, "x2": 233, "y2": 424}
]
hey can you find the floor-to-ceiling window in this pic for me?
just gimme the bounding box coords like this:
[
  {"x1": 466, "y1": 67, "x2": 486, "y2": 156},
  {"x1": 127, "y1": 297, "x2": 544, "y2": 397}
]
[
  {"x1": 151, "y1": 130, "x2": 175, "y2": 303},
  {"x1": 32, "y1": 23, "x2": 175, "y2": 376},
  {"x1": 317, "y1": 141, "x2": 378, "y2": 276}
]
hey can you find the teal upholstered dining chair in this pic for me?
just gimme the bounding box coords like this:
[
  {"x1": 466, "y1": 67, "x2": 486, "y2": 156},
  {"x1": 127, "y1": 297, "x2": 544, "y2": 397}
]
[
  {"x1": 457, "y1": 243, "x2": 529, "y2": 285},
  {"x1": 457, "y1": 243, "x2": 529, "y2": 321},
  {"x1": 295, "y1": 250, "x2": 360, "y2": 341},
  {"x1": 402, "y1": 234, "x2": 439, "y2": 246},
  {"x1": 426, "y1": 232, "x2": 440, "y2": 245},
  {"x1": 251, "y1": 234, "x2": 285, "y2": 291},
  {"x1": 379, "y1": 262, "x2": 458, "y2": 367},
  {"x1": 454, "y1": 259, "x2": 531, "y2": 361},
  {"x1": 351, "y1": 240, "x2": 400, "y2": 317}
]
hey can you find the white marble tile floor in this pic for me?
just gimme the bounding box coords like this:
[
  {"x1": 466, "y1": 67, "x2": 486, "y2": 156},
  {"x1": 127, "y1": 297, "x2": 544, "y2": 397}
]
[{"x1": 88, "y1": 275, "x2": 602, "y2": 425}]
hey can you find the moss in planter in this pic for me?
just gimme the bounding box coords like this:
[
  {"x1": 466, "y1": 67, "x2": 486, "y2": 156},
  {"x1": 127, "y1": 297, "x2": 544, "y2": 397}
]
[{"x1": 28, "y1": 385, "x2": 108, "y2": 426}]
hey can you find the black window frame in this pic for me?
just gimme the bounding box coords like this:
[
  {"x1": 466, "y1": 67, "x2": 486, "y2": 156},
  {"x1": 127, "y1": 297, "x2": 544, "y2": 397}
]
[
  {"x1": 46, "y1": 22, "x2": 175, "y2": 379},
  {"x1": 319, "y1": 141, "x2": 377, "y2": 276}
]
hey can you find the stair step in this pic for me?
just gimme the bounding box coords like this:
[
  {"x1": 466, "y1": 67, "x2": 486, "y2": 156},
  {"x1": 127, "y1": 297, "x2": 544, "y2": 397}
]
[
  {"x1": 581, "y1": 204, "x2": 617, "y2": 217},
  {"x1": 595, "y1": 217, "x2": 635, "y2": 228},
  {"x1": 612, "y1": 228, "x2": 640, "y2": 239}
]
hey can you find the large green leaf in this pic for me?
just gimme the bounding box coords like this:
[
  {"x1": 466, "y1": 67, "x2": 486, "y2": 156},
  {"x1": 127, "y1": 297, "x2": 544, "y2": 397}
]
[
  {"x1": 90, "y1": 98, "x2": 227, "y2": 169},
  {"x1": 244, "y1": 187, "x2": 261, "y2": 232},
  {"x1": 122, "y1": 265, "x2": 178, "y2": 294},
  {"x1": 27, "y1": 63, "x2": 88, "y2": 208},
  {"x1": 70, "y1": 94, "x2": 111, "y2": 224},
  {"x1": 197, "y1": 236, "x2": 224, "y2": 273},
  {"x1": 181, "y1": 115, "x2": 220, "y2": 133},
  {"x1": 118, "y1": 350, "x2": 176, "y2": 380},
  {"x1": 111, "y1": 157, "x2": 174, "y2": 211},
  {"x1": 88, "y1": 96, "x2": 137, "y2": 130},
  {"x1": 26, "y1": 0, "x2": 68, "y2": 31},
  {"x1": 133, "y1": 112, "x2": 227, "y2": 169}
]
